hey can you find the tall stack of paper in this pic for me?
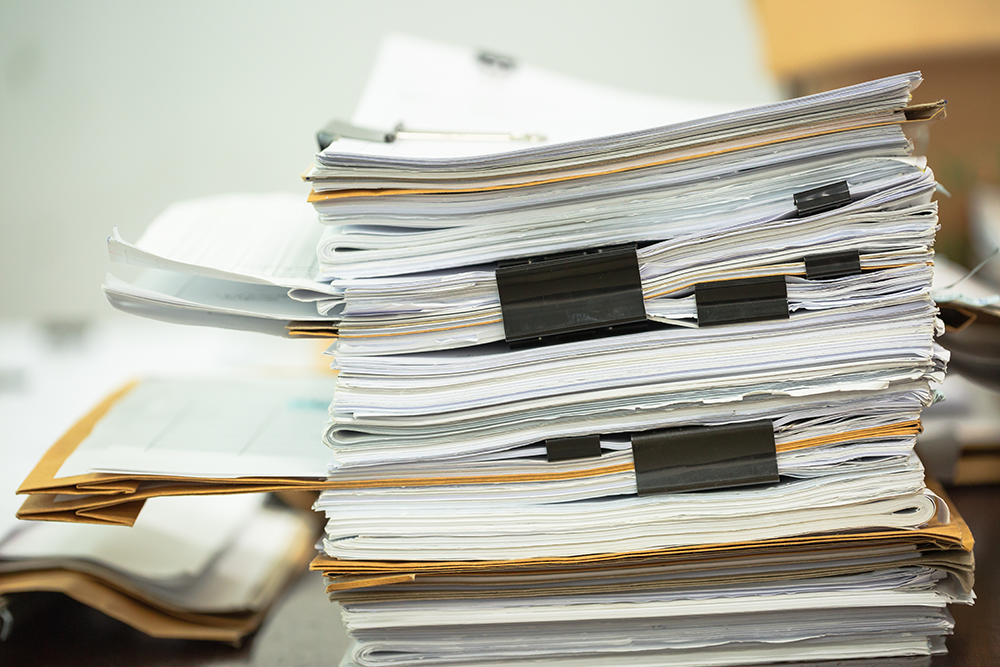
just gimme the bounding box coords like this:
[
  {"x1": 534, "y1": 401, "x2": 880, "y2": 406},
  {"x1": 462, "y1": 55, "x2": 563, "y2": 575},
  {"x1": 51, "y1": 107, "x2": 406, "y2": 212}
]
[
  {"x1": 298, "y1": 35, "x2": 972, "y2": 665},
  {"x1": 80, "y1": 34, "x2": 975, "y2": 662}
]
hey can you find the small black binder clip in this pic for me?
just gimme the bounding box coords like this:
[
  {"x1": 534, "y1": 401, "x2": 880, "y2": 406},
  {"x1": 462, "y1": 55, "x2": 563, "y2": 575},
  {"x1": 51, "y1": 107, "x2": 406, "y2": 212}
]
[
  {"x1": 794, "y1": 181, "x2": 852, "y2": 217},
  {"x1": 496, "y1": 244, "x2": 648, "y2": 348},
  {"x1": 545, "y1": 435, "x2": 602, "y2": 462},
  {"x1": 631, "y1": 420, "x2": 778, "y2": 495},
  {"x1": 695, "y1": 275, "x2": 788, "y2": 327},
  {"x1": 805, "y1": 250, "x2": 862, "y2": 280}
]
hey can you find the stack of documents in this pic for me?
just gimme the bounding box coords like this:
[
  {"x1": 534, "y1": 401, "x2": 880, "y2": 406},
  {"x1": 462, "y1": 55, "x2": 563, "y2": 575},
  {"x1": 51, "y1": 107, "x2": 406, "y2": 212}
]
[
  {"x1": 919, "y1": 257, "x2": 1000, "y2": 482},
  {"x1": 297, "y1": 35, "x2": 973, "y2": 665},
  {"x1": 2, "y1": 491, "x2": 314, "y2": 642},
  {"x1": 312, "y1": 483, "x2": 973, "y2": 667},
  {"x1": 70, "y1": 33, "x2": 977, "y2": 662},
  {"x1": 296, "y1": 36, "x2": 942, "y2": 359},
  {"x1": 919, "y1": 374, "x2": 1000, "y2": 485},
  {"x1": 0, "y1": 318, "x2": 324, "y2": 642},
  {"x1": 104, "y1": 34, "x2": 944, "y2": 352}
]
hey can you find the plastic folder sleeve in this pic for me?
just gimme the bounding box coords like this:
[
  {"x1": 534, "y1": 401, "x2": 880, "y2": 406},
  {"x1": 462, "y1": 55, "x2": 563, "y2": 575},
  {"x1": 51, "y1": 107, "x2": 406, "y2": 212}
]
[{"x1": 17, "y1": 379, "x2": 329, "y2": 496}]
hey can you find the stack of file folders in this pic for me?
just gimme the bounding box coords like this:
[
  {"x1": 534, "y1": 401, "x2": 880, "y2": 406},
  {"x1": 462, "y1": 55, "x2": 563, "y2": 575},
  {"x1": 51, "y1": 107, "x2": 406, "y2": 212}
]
[
  {"x1": 304, "y1": 40, "x2": 971, "y2": 667},
  {"x1": 89, "y1": 36, "x2": 974, "y2": 665}
]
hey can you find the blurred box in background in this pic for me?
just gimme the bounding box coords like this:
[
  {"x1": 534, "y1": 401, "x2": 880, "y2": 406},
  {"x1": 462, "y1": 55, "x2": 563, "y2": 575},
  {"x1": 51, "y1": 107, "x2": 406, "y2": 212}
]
[{"x1": 755, "y1": 0, "x2": 1000, "y2": 266}]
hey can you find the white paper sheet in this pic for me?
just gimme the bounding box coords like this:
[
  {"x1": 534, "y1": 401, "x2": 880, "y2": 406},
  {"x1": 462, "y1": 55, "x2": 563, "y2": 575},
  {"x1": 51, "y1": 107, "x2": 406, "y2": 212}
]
[
  {"x1": 56, "y1": 376, "x2": 335, "y2": 479},
  {"x1": 109, "y1": 193, "x2": 332, "y2": 294}
]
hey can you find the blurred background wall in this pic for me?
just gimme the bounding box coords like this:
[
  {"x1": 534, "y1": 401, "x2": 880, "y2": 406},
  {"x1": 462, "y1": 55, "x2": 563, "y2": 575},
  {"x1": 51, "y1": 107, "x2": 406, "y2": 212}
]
[
  {"x1": 6, "y1": 1, "x2": 999, "y2": 321},
  {"x1": 0, "y1": 0, "x2": 779, "y2": 320},
  {"x1": 756, "y1": 0, "x2": 1000, "y2": 270}
]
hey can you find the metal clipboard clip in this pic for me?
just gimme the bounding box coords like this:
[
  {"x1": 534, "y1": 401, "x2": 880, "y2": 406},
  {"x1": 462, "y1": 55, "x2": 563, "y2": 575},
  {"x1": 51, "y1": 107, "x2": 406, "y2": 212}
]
[{"x1": 316, "y1": 120, "x2": 546, "y2": 151}]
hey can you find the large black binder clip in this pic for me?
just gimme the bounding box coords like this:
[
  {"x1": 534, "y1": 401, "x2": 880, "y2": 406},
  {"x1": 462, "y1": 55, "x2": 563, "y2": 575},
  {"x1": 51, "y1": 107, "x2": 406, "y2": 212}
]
[
  {"x1": 794, "y1": 181, "x2": 852, "y2": 217},
  {"x1": 805, "y1": 249, "x2": 862, "y2": 280},
  {"x1": 496, "y1": 244, "x2": 648, "y2": 348},
  {"x1": 695, "y1": 275, "x2": 788, "y2": 327},
  {"x1": 545, "y1": 435, "x2": 602, "y2": 462},
  {"x1": 631, "y1": 420, "x2": 778, "y2": 495}
]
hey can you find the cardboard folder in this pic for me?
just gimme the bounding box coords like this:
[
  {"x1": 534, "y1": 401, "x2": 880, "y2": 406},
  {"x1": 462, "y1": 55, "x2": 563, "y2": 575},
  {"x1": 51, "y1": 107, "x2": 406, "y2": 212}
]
[{"x1": 15, "y1": 382, "x2": 332, "y2": 526}]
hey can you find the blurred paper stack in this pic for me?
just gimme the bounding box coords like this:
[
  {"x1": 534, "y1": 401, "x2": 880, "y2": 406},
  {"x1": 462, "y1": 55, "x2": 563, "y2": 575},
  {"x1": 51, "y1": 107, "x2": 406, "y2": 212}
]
[{"x1": 1, "y1": 321, "x2": 324, "y2": 642}]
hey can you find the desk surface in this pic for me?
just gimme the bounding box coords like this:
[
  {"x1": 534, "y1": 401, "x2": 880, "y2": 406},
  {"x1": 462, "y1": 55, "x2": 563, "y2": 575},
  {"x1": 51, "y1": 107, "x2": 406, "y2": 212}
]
[{"x1": 1, "y1": 484, "x2": 997, "y2": 667}]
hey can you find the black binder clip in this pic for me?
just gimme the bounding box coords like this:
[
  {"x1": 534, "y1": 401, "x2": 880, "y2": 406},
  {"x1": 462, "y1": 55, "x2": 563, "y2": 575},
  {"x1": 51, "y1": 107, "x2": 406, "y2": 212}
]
[
  {"x1": 794, "y1": 181, "x2": 852, "y2": 218},
  {"x1": 545, "y1": 435, "x2": 602, "y2": 462},
  {"x1": 805, "y1": 250, "x2": 862, "y2": 280},
  {"x1": 695, "y1": 275, "x2": 788, "y2": 327},
  {"x1": 496, "y1": 244, "x2": 648, "y2": 348},
  {"x1": 631, "y1": 420, "x2": 778, "y2": 495}
]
